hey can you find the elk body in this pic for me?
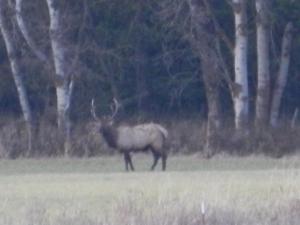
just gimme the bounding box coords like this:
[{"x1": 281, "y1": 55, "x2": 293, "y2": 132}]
[{"x1": 91, "y1": 99, "x2": 169, "y2": 171}]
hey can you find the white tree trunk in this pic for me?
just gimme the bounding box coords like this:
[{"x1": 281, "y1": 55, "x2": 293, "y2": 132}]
[
  {"x1": 0, "y1": 0, "x2": 34, "y2": 155},
  {"x1": 255, "y1": 0, "x2": 271, "y2": 127},
  {"x1": 270, "y1": 22, "x2": 293, "y2": 127},
  {"x1": 46, "y1": 0, "x2": 73, "y2": 156},
  {"x1": 232, "y1": 0, "x2": 249, "y2": 131}
]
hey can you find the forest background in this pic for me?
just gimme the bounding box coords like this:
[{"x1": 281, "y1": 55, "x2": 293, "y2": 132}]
[{"x1": 0, "y1": 0, "x2": 299, "y2": 158}]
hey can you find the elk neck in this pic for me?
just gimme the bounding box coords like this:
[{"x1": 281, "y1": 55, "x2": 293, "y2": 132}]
[{"x1": 100, "y1": 124, "x2": 118, "y2": 148}]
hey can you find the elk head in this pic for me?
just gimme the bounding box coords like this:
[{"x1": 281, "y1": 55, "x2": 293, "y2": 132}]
[{"x1": 91, "y1": 98, "x2": 121, "y2": 132}]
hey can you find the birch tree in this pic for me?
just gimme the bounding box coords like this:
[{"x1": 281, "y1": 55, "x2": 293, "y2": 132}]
[
  {"x1": 232, "y1": 0, "x2": 249, "y2": 132},
  {"x1": 200, "y1": 0, "x2": 249, "y2": 133},
  {"x1": 255, "y1": 0, "x2": 271, "y2": 127},
  {"x1": 14, "y1": 0, "x2": 87, "y2": 156},
  {"x1": 0, "y1": 0, "x2": 34, "y2": 156},
  {"x1": 46, "y1": 0, "x2": 74, "y2": 156},
  {"x1": 13, "y1": 0, "x2": 71, "y2": 156},
  {"x1": 270, "y1": 22, "x2": 294, "y2": 127}
]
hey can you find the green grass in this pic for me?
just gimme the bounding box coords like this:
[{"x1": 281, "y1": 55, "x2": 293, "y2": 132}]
[
  {"x1": 0, "y1": 154, "x2": 300, "y2": 225},
  {"x1": 0, "y1": 154, "x2": 299, "y2": 174}
]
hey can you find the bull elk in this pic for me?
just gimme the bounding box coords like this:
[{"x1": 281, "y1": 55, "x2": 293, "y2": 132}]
[{"x1": 91, "y1": 98, "x2": 169, "y2": 171}]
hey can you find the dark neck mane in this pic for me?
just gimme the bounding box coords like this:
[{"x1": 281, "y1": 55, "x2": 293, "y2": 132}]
[{"x1": 101, "y1": 125, "x2": 118, "y2": 148}]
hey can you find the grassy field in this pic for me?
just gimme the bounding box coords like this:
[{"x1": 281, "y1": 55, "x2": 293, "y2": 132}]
[{"x1": 0, "y1": 154, "x2": 300, "y2": 225}]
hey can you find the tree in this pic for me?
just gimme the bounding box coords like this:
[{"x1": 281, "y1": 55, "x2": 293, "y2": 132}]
[
  {"x1": 45, "y1": 0, "x2": 74, "y2": 156},
  {"x1": 187, "y1": 0, "x2": 222, "y2": 157},
  {"x1": 255, "y1": 0, "x2": 271, "y2": 127},
  {"x1": 270, "y1": 22, "x2": 294, "y2": 127},
  {"x1": 0, "y1": 0, "x2": 35, "y2": 156},
  {"x1": 232, "y1": 0, "x2": 249, "y2": 132},
  {"x1": 17, "y1": 0, "x2": 87, "y2": 156},
  {"x1": 15, "y1": 0, "x2": 48, "y2": 63}
]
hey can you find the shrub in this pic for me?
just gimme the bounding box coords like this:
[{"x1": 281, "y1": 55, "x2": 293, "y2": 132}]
[{"x1": 0, "y1": 116, "x2": 299, "y2": 158}]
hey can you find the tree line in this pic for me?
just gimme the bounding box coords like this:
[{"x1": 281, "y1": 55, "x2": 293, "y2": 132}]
[{"x1": 0, "y1": 0, "x2": 299, "y2": 157}]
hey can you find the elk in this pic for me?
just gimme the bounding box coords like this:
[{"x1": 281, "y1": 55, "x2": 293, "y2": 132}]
[{"x1": 91, "y1": 98, "x2": 169, "y2": 171}]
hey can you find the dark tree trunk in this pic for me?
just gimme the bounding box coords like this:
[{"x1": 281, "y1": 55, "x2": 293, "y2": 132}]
[{"x1": 188, "y1": 0, "x2": 222, "y2": 157}]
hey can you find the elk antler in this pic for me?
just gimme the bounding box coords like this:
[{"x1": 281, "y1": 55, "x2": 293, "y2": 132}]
[
  {"x1": 91, "y1": 99, "x2": 100, "y2": 121},
  {"x1": 110, "y1": 97, "x2": 120, "y2": 119}
]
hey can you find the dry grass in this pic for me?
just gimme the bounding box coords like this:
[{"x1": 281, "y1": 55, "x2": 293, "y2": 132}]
[
  {"x1": 0, "y1": 155, "x2": 299, "y2": 224},
  {"x1": 1, "y1": 117, "x2": 300, "y2": 157}
]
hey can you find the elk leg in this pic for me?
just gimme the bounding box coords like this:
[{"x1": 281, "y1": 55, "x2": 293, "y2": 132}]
[
  {"x1": 124, "y1": 152, "x2": 129, "y2": 171},
  {"x1": 161, "y1": 153, "x2": 167, "y2": 171},
  {"x1": 151, "y1": 150, "x2": 160, "y2": 171},
  {"x1": 127, "y1": 153, "x2": 135, "y2": 171}
]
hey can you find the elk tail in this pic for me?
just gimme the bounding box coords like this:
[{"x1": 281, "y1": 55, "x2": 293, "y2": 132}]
[
  {"x1": 156, "y1": 125, "x2": 168, "y2": 140},
  {"x1": 157, "y1": 125, "x2": 170, "y2": 153}
]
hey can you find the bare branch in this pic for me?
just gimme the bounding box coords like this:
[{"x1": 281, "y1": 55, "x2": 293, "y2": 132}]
[
  {"x1": 15, "y1": 0, "x2": 48, "y2": 62},
  {"x1": 66, "y1": 0, "x2": 88, "y2": 77},
  {"x1": 202, "y1": 0, "x2": 234, "y2": 55}
]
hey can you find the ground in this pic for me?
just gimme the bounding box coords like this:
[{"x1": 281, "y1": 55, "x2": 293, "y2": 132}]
[{"x1": 0, "y1": 154, "x2": 299, "y2": 225}]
